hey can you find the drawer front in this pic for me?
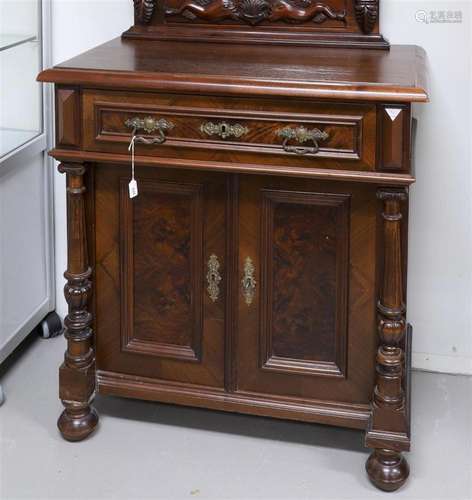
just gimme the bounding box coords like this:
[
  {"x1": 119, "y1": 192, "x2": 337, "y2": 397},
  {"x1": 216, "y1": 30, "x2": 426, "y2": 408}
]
[{"x1": 83, "y1": 91, "x2": 376, "y2": 170}]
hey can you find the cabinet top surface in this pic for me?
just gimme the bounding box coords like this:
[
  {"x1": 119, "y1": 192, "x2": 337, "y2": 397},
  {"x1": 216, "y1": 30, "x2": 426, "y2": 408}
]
[{"x1": 39, "y1": 37, "x2": 428, "y2": 103}]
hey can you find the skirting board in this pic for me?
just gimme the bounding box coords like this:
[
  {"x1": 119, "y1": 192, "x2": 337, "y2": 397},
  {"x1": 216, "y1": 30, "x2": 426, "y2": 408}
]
[{"x1": 412, "y1": 353, "x2": 472, "y2": 376}]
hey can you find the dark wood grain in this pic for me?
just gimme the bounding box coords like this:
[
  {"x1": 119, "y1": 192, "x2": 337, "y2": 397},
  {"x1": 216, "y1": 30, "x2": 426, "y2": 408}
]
[
  {"x1": 260, "y1": 189, "x2": 350, "y2": 377},
  {"x1": 95, "y1": 165, "x2": 227, "y2": 387},
  {"x1": 365, "y1": 188, "x2": 410, "y2": 491},
  {"x1": 49, "y1": 147, "x2": 417, "y2": 185},
  {"x1": 83, "y1": 89, "x2": 375, "y2": 171},
  {"x1": 121, "y1": 178, "x2": 204, "y2": 361},
  {"x1": 377, "y1": 105, "x2": 410, "y2": 171},
  {"x1": 97, "y1": 368, "x2": 371, "y2": 428},
  {"x1": 237, "y1": 175, "x2": 378, "y2": 401},
  {"x1": 38, "y1": 39, "x2": 429, "y2": 103},
  {"x1": 56, "y1": 87, "x2": 81, "y2": 148}
]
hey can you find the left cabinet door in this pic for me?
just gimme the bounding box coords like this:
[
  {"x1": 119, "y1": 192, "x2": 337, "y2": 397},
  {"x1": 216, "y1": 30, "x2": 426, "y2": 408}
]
[{"x1": 94, "y1": 165, "x2": 227, "y2": 388}]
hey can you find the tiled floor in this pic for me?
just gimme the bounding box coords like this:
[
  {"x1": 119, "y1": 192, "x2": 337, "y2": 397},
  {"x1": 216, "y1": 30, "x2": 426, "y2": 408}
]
[{"x1": 0, "y1": 335, "x2": 471, "y2": 500}]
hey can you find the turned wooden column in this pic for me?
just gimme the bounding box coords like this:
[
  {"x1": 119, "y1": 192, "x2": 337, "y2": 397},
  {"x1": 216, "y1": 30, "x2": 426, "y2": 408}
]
[
  {"x1": 57, "y1": 162, "x2": 98, "y2": 441},
  {"x1": 366, "y1": 188, "x2": 409, "y2": 491}
]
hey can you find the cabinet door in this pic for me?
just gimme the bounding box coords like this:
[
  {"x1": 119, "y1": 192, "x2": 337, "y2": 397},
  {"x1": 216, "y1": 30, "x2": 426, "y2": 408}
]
[
  {"x1": 94, "y1": 165, "x2": 227, "y2": 387},
  {"x1": 237, "y1": 175, "x2": 378, "y2": 405}
]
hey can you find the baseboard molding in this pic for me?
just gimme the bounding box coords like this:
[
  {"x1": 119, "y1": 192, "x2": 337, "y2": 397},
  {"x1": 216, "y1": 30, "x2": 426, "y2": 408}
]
[{"x1": 412, "y1": 352, "x2": 472, "y2": 376}]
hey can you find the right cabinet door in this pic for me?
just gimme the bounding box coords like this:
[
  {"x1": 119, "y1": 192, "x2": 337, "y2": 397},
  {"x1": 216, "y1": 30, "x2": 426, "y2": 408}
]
[{"x1": 237, "y1": 175, "x2": 378, "y2": 406}]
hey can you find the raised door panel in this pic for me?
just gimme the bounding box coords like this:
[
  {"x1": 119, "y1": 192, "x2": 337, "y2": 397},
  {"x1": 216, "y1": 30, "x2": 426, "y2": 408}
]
[
  {"x1": 237, "y1": 175, "x2": 378, "y2": 405},
  {"x1": 121, "y1": 178, "x2": 204, "y2": 361},
  {"x1": 94, "y1": 165, "x2": 227, "y2": 387},
  {"x1": 260, "y1": 189, "x2": 349, "y2": 378}
]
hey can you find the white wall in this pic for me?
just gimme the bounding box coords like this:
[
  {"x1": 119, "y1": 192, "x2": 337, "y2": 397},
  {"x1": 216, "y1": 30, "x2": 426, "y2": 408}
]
[
  {"x1": 382, "y1": 0, "x2": 472, "y2": 375},
  {"x1": 51, "y1": 0, "x2": 472, "y2": 374}
]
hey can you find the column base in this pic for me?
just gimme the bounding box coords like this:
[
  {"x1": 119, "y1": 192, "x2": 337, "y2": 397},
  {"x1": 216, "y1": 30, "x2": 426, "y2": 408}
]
[
  {"x1": 366, "y1": 448, "x2": 409, "y2": 492},
  {"x1": 57, "y1": 404, "x2": 99, "y2": 442}
]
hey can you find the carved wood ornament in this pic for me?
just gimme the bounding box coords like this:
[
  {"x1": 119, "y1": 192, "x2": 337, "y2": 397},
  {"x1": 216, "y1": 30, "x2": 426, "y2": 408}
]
[
  {"x1": 127, "y1": 0, "x2": 387, "y2": 48},
  {"x1": 134, "y1": 0, "x2": 156, "y2": 23},
  {"x1": 354, "y1": 0, "x2": 378, "y2": 33},
  {"x1": 166, "y1": 0, "x2": 347, "y2": 26},
  {"x1": 57, "y1": 163, "x2": 98, "y2": 441},
  {"x1": 365, "y1": 188, "x2": 410, "y2": 491}
]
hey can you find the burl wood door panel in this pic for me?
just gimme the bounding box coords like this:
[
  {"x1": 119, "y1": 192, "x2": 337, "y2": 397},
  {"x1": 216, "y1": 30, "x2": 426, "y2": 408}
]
[
  {"x1": 237, "y1": 175, "x2": 378, "y2": 405},
  {"x1": 94, "y1": 164, "x2": 227, "y2": 387}
]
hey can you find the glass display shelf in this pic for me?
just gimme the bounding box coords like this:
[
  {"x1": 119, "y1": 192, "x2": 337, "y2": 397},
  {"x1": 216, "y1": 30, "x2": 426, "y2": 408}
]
[
  {"x1": 0, "y1": 128, "x2": 39, "y2": 158},
  {"x1": 0, "y1": 38, "x2": 42, "y2": 160},
  {"x1": 0, "y1": 34, "x2": 36, "y2": 52}
]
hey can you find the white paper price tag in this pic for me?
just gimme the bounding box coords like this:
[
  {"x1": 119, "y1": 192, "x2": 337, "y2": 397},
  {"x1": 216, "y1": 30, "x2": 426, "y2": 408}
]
[
  {"x1": 128, "y1": 134, "x2": 138, "y2": 199},
  {"x1": 129, "y1": 179, "x2": 138, "y2": 198}
]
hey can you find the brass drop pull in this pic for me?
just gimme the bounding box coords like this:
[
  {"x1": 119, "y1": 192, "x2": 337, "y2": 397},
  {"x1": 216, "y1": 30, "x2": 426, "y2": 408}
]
[
  {"x1": 277, "y1": 126, "x2": 329, "y2": 155},
  {"x1": 241, "y1": 257, "x2": 256, "y2": 306},
  {"x1": 125, "y1": 116, "x2": 174, "y2": 145},
  {"x1": 207, "y1": 254, "x2": 222, "y2": 302},
  {"x1": 200, "y1": 121, "x2": 249, "y2": 140}
]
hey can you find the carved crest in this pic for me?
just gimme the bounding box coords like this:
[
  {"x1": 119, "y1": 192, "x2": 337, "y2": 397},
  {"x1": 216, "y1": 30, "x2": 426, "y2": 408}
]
[
  {"x1": 354, "y1": 0, "x2": 378, "y2": 33},
  {"x1": 124, "y1": 0, "x2": 389, "y2": 49},
  {"x1": 134, "y1": 0, "x2": 156, "y2": 23},
  {"x1": 165, "y1": 0, "x2": 346, "y2": 26}
]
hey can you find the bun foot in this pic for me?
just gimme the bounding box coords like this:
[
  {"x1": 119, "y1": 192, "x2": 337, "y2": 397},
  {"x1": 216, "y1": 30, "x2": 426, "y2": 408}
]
[
  {"x1": 366, "y1": 449, "x2": 409, "y2": 492},
  {"x1": 57, "y1": 404, "x2": 99, "y2": 442}
]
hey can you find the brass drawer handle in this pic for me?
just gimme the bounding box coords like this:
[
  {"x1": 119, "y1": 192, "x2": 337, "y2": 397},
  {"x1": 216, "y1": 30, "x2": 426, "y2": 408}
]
[
  {"x1": 278, "y1": 126, "x2": 329, "y2": 155},
  {"x1": 241, "y1": 257, "x2": 256, "y2": 306},
  {"x1": 207, "y1": 254, "x2": 222, "y2": 302},
  {"x1": 125, "y1": 116, "x2": 174, "y2": 145},
  {"x1": 200, "y1": 121, "x2": 249, "y2": 140}
]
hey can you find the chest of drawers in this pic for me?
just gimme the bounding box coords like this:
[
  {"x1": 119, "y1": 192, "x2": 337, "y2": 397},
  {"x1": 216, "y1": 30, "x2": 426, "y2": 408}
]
[{"x1": 39, "y1": 18, "x2": 428, "y2": 491}]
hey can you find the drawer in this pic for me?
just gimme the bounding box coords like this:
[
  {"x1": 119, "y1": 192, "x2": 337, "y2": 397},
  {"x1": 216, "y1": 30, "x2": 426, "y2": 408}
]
[{"x1": 82, "y1": 90, "x2": 376, "y2": 170}]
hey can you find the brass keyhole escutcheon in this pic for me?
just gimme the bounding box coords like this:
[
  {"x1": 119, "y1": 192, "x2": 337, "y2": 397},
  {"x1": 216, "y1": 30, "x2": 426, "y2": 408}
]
[
  {"x1": 207, "y1": 254, "x2": 222, "y2": 302},
  {"x1": 200, "y1": 121, "x2": 249, "y2": 140},
  {"x1": 241, "y1": 256, "x2": 256, "y2": 306}
]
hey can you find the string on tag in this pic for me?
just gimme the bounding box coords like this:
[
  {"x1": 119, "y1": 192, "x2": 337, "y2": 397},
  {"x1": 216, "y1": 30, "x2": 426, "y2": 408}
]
[{"x1": 128, "y1": 133, "x2": 138, "y2": 198}]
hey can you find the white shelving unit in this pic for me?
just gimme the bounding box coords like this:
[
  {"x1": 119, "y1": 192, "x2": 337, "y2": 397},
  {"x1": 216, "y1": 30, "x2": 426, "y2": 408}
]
[{"x1": 0, "y1": 0, "x2": 58, "y2": 404}]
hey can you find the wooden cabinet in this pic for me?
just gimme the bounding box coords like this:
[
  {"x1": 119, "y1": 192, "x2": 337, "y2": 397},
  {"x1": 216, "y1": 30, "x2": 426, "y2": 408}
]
[
  {"x1": 93, "y1": 167, "x2": 378, "y2": 416},
  {"x1": 38, "y1": 2, "x2": 428, "y2": 490}
]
